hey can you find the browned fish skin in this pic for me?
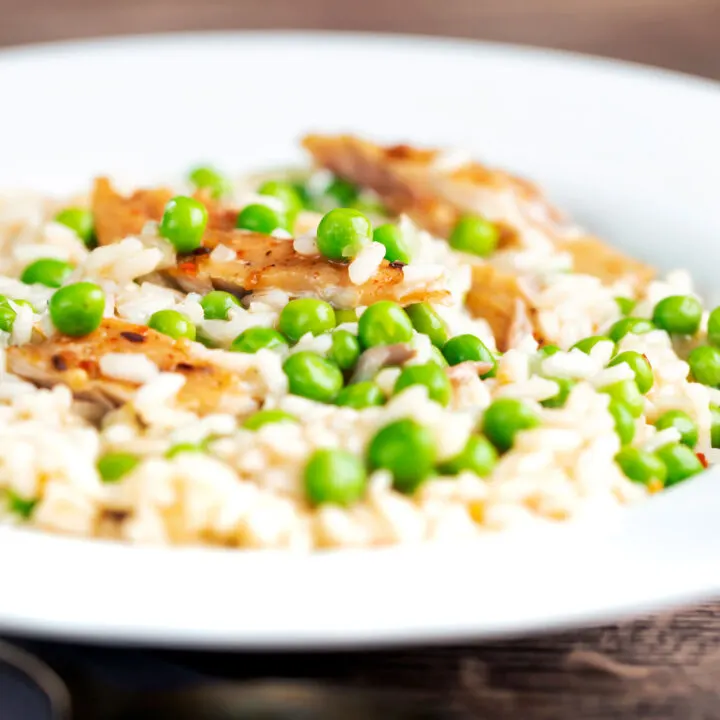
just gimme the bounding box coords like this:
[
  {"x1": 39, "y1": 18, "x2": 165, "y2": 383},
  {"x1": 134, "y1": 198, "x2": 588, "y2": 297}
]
[
  {"x1": 92, "y1": 180, "x2": 450, "y2": 308},
  {"x1": 7, "y1": 318, "x2": 254, "y2": 416},
  {"x1": 168, "y1": 230, "x2": 448, "y2": 308},
  {"x1": 93, "y1": 178, "x2": 173, "y2": 246},
  {"x1": 465, "y1": 265, "x2": 541, "y2": 351},
  {"x1": 302, "y1": 134, "x2": 536, "y2": 245},
  {"x1": 302, "y1": 134, "x2": 655, "y2": 285},
  {"x1": 558, "y1": 237, "x2": 655, "y2": 288}
]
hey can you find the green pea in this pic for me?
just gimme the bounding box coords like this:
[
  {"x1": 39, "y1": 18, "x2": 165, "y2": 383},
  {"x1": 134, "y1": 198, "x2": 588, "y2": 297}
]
[
  {"x1": 652, "y1": 295, "x2": 702, "y2": 335},
  {"x1": 437, "y1": 435, "x2": 497, "y2": 477},
  {"x1": 304, "y1": 449, "x2": 367, "y2": 507},
  {"x1": 394, "y1": 362, "x2": 452, "y2": 406},
  {"x1": 335, "y1": 309, "x2": 357, "y2": 326},
  {"x1": 278, "y1": 298, "x2": 336, "y2": 342},
  {"x1": 236, "y1": 203, "x2": 288, "y2": 235},
  {"x1": 688, "y1": 345, "x2": 720, "y2": 387},
  {"x1": 189, "y1": 166, "x2": 230, "y2": 199},
  {"x1": 325, "y1": 177, "x2": 359, "y2": 206},
  {"x1": 372, "y1": 224, "x2": 411, "y2": 264},
  {"x1": 449, "y1": 215, "x2": 499, "y2": 257},
  {"x1": 258, "y1": 180, "x2": 303, "y2": 218},
  {"x1": 97, "y1": 452, "x2": 140, "y2": 483},
  {"x1": 483, "y1": 398, "x2": 540, "y2": 453},
  {"x1": 165, "y1": 442, "x2": 206, "y2": 459},
  {"x1": 316, "y1": 208, "x2": 372, "y2": 261},
  {"x1": 654, "y1": 410, "x2": 699, "y2": 448},
  {"x1": 358, "y1": 301, "x2": 413, "y2": 348},
  {"x1": 655, "y1": 443, "x2": 704, "y2": 487},
  {"x1": 608, "y1": 398, "x2": 636, "y2": 445},
  {"x1": 615, "y1": 447, "x2": 667, "y2": 486},
  {"x1": 291, "y1": 180, "x2": 315, "y2": 210},
  {"x1": 49, "y1": 282, "x2": 105, "y2": 337},
  {"x1": 600, "y1": 379, "x2": 644, "y2": 418},
  {"x1": 148, "y1": 309, "x2": 196, "y2": 341},
  {"x1": 195, "y1": 331, "x2": 215, "y2": 348},
  {"x1": 200, "y1": 290, "x2": 241, "y2": 320},
  {"x1": 708, "y1": 307, "x2": 720, "y2": 348},
  {"x1": 608, "y1": 351, "x2": 654, "y2": 394},
  {"x1": 405, "y1": 303, "x2": 449, "y2": 347},
  {"x1": 541, "y1": 377, "x2": 575, "y2": 409},
  {"x1": 55, "y1": 207, "x2": 95, "y2": 247},
  {"x1": 368, "y1": 418, "x2": 436, "y2": 494},
  {"x1": 335, "y1": 382, "x2": 385, "y2": 409},
  {"x1": 230, "y1": 327, "x2": 288, "y2": 354},
  {"x1": 608, "y1": 317, "x2": 655, "y2": 344},
  {"x1": 429, "y1": 346, "x2": 449, "y2": 367},
  {"x1": 5, "y1": 490, "x2": 37, "y2": 519},
  {"x1": 615, "y1": 296, "x2": 636, "y2": 316},
  {"x1": 159, "y1": 196, "x2": 208, "y2": 253},
  {"x1": 21, "y1": 258, "x2": 74, "y2": 288},
  {"x1": 571, "y1": 335, "x2": 615, "y2": 355},
  {"x1": 243, "y1": 409, "x2": 298, "y2": 431},
  {"x1": 330, "y1": 330, "x2": 361, "y2": 370},
  {"x1": 711, "y1": 405, "x2": 720, "y2": 449},
  {"x1": 0, "y1": 297, "x2": 17, "y2": 333},
  {"x1": 537, "y1": 344, "x2": 561, "y2": 359},
  {"x1": 442, "y1": 334, "x2": 495, "y2": 377},
  {"x1": 283, "y1": 351, "x2": 344, "y2": 403}
]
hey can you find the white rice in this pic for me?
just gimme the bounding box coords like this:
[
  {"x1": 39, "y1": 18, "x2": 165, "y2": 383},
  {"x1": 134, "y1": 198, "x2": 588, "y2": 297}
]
[
  {"x1": 78, "y1": 237, "x2": 163, "y2": 285},
  {"x1": 293, "y1": 233, "x2": 319, "y2": 256},
  {"x1": 209, "y1": 244, "x2": 237, "y2": 263},
  {"x1": 99, "y1": 354, "x2": 160, "y2": 384},
  {"x1": 348, "y1": 242, "x2": 385, "y2": 285}
]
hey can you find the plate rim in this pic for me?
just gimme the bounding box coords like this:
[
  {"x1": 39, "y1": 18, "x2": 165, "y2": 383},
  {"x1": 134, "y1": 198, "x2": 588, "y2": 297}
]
[{"x1": 1, "y1": 30, "x2": 720, "y2": 648}]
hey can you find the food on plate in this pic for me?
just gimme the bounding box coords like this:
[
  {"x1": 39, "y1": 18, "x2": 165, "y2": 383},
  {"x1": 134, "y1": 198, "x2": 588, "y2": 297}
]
[
  {"x1": 0, "y1": 134, "x2": 714, "y2": 549},
  {"x1": 303, "y1": 134, "x2": 655, "y2": 343},
  {"x1": 94, "y1": 178, "x2": 451, "y2": 308}
]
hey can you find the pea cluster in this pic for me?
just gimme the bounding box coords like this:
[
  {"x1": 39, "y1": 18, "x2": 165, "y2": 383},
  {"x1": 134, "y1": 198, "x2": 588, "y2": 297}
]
[
  {"x1": 313, "y1": 206, "x2": 499, "y2": 265},
  {"x1": 214, "y1": 298, "x2": 485, "y2": 410},
  {"x1": 300, "y1": 389, "x2": 549, "y2": 506},
  {"x1": 183, "y1": 167, "x2": 501, "y2": 268},
  {"x1": 541, "y1": 292, "x2": 717, "y2": 490},
  {"x1": 0, "y1": 206, "x2": 106, "y2": 338},
  {"x1": 300, "y1": 407, "x2": 523, "y2": 507},
  {"x1": 222, "y1": 295, "x2": 515, "y2": 507}
]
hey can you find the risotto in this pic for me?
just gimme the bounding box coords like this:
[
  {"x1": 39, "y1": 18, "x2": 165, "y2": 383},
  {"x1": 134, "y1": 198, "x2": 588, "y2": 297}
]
[{"x1": 0, "y1": 133, "x2": 716, "y2": 550}]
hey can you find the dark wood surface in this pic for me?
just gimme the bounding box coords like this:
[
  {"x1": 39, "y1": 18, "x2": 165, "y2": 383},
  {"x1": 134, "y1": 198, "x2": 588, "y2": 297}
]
[
  {"x1": 2, "y1": 1, "x2": 720, "y2": 718},
  {"x1": 0, "y1": 0, "x2": 719, "y2": 80},
  {"x1": 164, "y1": 604, "x2": 720, "y2": 719}
]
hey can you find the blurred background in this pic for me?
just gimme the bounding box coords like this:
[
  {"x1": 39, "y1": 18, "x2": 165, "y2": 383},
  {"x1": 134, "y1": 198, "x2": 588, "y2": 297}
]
[{"x1": 0, "y1": 0, "x2": 719, "y2": 79}]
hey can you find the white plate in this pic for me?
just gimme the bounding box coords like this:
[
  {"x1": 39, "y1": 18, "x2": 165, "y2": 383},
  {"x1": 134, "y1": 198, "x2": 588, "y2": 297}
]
[{"x1": 1, "y1": 32, "x2": 720, "y2": 649}]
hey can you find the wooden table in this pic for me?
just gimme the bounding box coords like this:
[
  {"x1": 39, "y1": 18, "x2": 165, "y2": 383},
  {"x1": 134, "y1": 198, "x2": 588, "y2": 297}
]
[
  {"x1": 2, "y1": 1, "x2": 720, "y2": 717},
  {"x1": 164, "y1": 605, "x2": 720, "y2": 719},
  {"x1": 1, "y1": 0, "x2": 720, "y2": 80}
]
